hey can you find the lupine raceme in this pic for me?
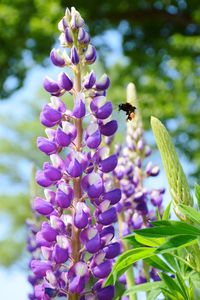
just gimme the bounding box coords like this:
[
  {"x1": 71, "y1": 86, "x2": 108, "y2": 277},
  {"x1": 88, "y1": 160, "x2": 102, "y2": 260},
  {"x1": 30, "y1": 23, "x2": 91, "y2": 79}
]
[
  {"x1": 112, "y1": 83, "x2": 164, "y2": 289},
  {"x1": 28, "y1": 7, "x2": 120, "y2": 300}
]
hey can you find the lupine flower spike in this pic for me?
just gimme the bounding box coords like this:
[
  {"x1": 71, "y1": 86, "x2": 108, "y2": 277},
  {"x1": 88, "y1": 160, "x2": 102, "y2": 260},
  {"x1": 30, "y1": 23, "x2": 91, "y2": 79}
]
[
  {"x1": 113, "y1": 83, "x2": 164, "y2": 289},
  {"x1": 28, "y1": 7, "x2": 120, "y2": 300}
]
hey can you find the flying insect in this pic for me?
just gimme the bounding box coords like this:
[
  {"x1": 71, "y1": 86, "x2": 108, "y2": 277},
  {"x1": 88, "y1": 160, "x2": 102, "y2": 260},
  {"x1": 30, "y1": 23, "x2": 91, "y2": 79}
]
[{"x1": 118, "y1": 103, "x2": 136, "y2": 121}]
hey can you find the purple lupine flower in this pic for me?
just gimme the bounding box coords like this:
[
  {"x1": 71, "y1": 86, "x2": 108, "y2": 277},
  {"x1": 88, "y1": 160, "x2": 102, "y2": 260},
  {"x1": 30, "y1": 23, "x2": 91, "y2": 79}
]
[
  {"x1": 85, "y1": 45, "x2": 97, "y2": 64},
  {"x1": 58, "y1": 72, "x2": 73, "y2": 91},
  {"x1": 50, "y1": 48, "x2": 66, "y2": 67},
  {"x1": 27, "y1": 7, "x2": 118, "y2": 299},
  {"x1": 84, "y1": 70, "x2": 96, "y2": 89}
]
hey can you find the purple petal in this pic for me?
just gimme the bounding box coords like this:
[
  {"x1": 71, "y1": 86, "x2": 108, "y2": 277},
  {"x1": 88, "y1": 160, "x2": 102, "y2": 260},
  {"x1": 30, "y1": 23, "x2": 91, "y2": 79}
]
[
  {"x1": 53, "y1": 244, "x2": 69, "y2": 264},
  {"x1": 33, "y1": 197, "x2": 54, "y2": 215},
  {"x1": 100, "y1": 120, "x2": 118, "y2": 136},
  {"x1": 41, "y1": 222, "x2": 57, "y2": 242},
  {"x1": 84, "y1": 70, "x2": 96, "y2": 89},
  {"x1": 50, "y1": 48, "x2": 65, "y2": 67},
  {"x1": 96, "y1": 285, "x2": 115, "y2": 300},
  {"x1": 43, "y1": 164, "x2": 62, "y2": 181},
  {"x1": 98, "y1": 207, "x2": 117, "y2": 225},
  {"x1": 71, "y1": 46, "x2": 79, "y2": 65},
  {"x1": 85, "y1": 45, "x2": 96, "y2": 64},
  {"x1": 72, "y1": 93, "x2": 86, "y2": 118},
  {"x1": 92, "y1": 260, "x2": 112, "y2": 278},
  {"x1": 58, "y1": 72, "x2": 73, "y2": 91},
  {"x1": 102, "y1": 189, "x2": 121, "y2": 205},
  {"x1": 104, "y1": 242, "x2": 121, "y2": 259},
  {"x1": 65, "y1": 27, "x2": 73, "y2": 43},
  {"x1": 43, "y1": 76, "x2": 60, "y2": 94},
  {"x1": 99, "y1": 154, "x2": 118, "y2": 173},
  {"x1": 37, "y1": 137, "x2": 57, "y2": 155},
  {"x1": 36, "y1": 170, "x2": 52, "y2": 187},
  {"x1": 95, "y1": 74, "x2": 110, "y2": 91},
  {"x1": 31, "y1": 260, "x2": 52, "y2": 278},
  {"x1": 86, "y1": 232, "x2": 101, "y2": 253},
  {"x1": 95, "y1": 101, "x2": 112, "y2": 119},
  {"x1": 55, "y1": 186, "x2": 74, "y2": 208},
  {"x1": 74, "y1": 203, "x2": 88, "y2": 229}
]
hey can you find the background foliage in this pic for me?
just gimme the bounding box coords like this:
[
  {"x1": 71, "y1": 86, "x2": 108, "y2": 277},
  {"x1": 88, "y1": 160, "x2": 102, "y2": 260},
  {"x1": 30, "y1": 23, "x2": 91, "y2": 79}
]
[{"x1": 0, "y1": 0, "x2": 200, "y2": 266}]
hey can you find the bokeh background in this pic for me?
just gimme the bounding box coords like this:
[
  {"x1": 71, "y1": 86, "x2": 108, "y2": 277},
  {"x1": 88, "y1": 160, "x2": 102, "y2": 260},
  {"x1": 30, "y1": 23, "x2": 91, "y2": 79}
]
[{"x1": 0, "y1": 1, "x2": 200, "y2": 298}]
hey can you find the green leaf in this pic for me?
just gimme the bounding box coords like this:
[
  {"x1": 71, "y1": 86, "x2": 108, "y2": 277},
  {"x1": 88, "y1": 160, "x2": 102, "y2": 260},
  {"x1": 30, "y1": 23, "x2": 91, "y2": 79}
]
[
  {"x1": 135, "y1": 221, "x2": 200, "y2": 238},
  {"x1": 159, "y1": 272, "x2": 185, "y2": 299},
  {"x1": 189, "y1": 272, "x2": 200, "y2": 289},
  {"x1": 176, "y1": 273, "x2": 190, "y2": 300},
  {"x1": 147, "y1": 289, "x2": 162, "y2": 300},
  {"x1": 135, "y1": 234, "x2": 165, "y2": 247},
  {"x1": 162, "y1": 201, "x2": 172, "y2": 220},
  {"x1": 151, "y1": 117, "x2": 193, "y2": 208},
  {"x1": 162, "y1": 253, "x2": 180, "y2": 272},
  {"x1": 156, "y1": 235, "x2": 197, "y2": 253},
  {"x1": 123, "y1": 281, "x2": 164, "y2": 296},
  {"x1": 178, "y1": 204, "x2": 200, "y2": 226},
  {"x1": 104, "y1": 247, "x2": 155, "y2": 286},
  {"x1": 123, "y1": 235, "x2": 144, "y2": 248},
  {"x1": 161, "y1": 287, "x2": 180, "y2": 300},
  {"x1": 145, "y1": 255, "x2": 175, "y2": 273},
  {"x1": 156, "y1": 208, "x2": 161, "y2": 220},
  {"x1": 195, "y1": 183, "x2": 200, "y2": 209}
]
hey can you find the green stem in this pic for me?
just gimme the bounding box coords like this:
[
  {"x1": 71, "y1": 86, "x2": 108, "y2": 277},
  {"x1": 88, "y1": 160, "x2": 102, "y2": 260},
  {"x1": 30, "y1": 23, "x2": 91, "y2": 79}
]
[
  {"x1": 118, "y1": 212, "x2": 137, "y2": 300},
  {"x1": 69, "y1": 65, "x2": 82, "y2": 300}
]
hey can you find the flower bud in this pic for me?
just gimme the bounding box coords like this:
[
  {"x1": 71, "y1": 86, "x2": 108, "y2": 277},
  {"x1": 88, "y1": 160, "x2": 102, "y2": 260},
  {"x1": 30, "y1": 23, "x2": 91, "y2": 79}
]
[
  {"x1": 99, "y1": 154, "x2": 118, "y2": 173},
  {"x1": 99, "y1": 120, "x2": 118, "y2": 136},
  {"x1": 55, "y1": 184, "x2": 74, "y2": 208},
  {"x1": 50, "y1": 48, "x2": 66, "y2": 67},
  {"x1": 58, "y1": 72, "x2": 73, "y2": 91},
  {"x1": 92, "y1": 260, "x2": 112, "y2": 278},
  {"x1": 71, "y1": 46, "x2": 79, "y2": 65},
  {"x1": 74, "y1": 203, "x2": 89, "y2": 229},
  {"x1": 85, "y1": 123, "x2": 101, "y2": 149},
  {"x1": 72, "y1": 93, "x2": 86, "y2": 118},
  {"x1": 84, "y1": 71, "x2": 96, "y2": 89},
  {"x1": 78, "y1": 28, "x2": 86, "y2": 42},
  {"x1": 37, "y1": 137, "x2": 57, "y2": 155},
  {"x1": 65, "y1": 27, "x2": 73, "y2": 44},
  {"x1": 85, "y1": 45, "x2": 96, "y2": 64},
  {"x1": 43, "y1": 76, "x2": 60, "y2": 94},
  {"x1": 81, "y1": 173, "x2": 104, "y2": 198},
  {"x1": 31, "y1": 260, "x2": 52, "y2": 278},
  {"x1": 95, "y1": 74, "x2": 110, "y2": 91},
  {"x1": 33, "y1": 197, "x2": 54, "y2": 216}
]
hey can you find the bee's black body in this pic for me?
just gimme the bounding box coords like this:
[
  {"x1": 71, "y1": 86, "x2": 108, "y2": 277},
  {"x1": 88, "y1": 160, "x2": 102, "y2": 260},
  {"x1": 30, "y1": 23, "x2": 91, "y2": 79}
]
[{"x1": 118, "y1": 103, "x2": 136, "y2": 121}]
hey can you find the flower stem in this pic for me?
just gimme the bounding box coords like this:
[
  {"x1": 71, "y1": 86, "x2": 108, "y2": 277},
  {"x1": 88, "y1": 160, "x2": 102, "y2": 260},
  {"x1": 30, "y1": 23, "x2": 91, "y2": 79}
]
[
  {"x1": 118, "y1": 212, "x2": 137, "y2": 300},
  {"x1": 69, "y1": 65, "x2": 83, "y2": 300}
]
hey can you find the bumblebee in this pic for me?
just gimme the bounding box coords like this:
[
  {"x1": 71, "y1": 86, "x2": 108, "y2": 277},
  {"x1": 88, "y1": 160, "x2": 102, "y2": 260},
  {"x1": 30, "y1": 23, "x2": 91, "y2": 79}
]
[{"x1": 118, "y1": 103, "x2": 136, "y2": 121}]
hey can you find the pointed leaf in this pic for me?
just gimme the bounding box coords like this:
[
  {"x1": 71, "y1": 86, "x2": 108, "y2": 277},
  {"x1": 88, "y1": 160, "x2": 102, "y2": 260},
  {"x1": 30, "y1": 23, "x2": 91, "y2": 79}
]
[
  {"x1": 178, "y1": 204, "x2": 200, "y2": 227},
  {"x1": 147, "y1": 289, "x2": 162, "y2": 300},
  {"x1": 104, "y1": 247, "x2": 155, "y2": 286},
  {"x1": 195, "y1": 183, "x2": 200, "y2": 209},
  {"x1": 135, "y1": 221, "x2": 200, "y2": 238},
  {"x1": 162, "y1": 201, "x2": 172, "y2": 220},
  {"x1": 135, "y1": 234, "x2": 165, "y2": 247},
  {"x1": 176, "y1": 273, "x2": 190, "y2": 300},
  {"x1": 145, "y1": 255, "x2": 175, "y2": 273},
  {"x1": 123, "y1": 281, "x2": 164, "y2": 296},
  {"x1": 159, "y1": 273, "x2": 184, "y2": 299},
  {"x1": 156, "y1": 235, "x2": 197, "y2": 253}
]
